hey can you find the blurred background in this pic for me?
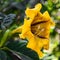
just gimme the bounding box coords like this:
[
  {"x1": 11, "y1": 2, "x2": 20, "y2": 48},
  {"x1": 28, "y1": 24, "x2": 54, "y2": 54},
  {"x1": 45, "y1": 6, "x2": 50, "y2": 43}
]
[{"x1": 0, "y1": 0, "x2": 60, "y2": 60}]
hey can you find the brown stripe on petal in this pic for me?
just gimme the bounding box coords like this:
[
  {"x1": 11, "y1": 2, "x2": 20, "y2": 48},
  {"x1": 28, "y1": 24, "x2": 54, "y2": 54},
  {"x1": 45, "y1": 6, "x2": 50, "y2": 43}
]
[
  {"x1": 37, "y1": 35, "x2": 47, "y2": 39},
  {"x1": 31, "y1": 21, "x2": 48, "y2": 26}
]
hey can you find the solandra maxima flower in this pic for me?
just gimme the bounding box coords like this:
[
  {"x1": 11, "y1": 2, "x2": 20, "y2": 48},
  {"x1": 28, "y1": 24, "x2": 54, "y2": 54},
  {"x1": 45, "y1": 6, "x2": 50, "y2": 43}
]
[{"x1": 12, "y1": 3, "x2": 55, "y2": 57}]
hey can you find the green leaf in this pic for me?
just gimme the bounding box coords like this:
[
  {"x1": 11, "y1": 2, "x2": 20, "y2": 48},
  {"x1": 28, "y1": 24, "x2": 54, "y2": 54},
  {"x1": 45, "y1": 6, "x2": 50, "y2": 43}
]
[
  {"x1": 15, "y1": 51, "x2": 33, "y2": 60},
  {"x1": 0, "y1": 49, "x2": 7, "y2": 60},
  {"x1": 0, "y1": 29, "x2": 10, "y2": 47},
  {"x1": 6, "y1": 48, "x2": 32, "y2": 60},
  {"x1": 47, "y1": 0, "x2": 53, "y2": 6},
  {"x1": 6, "y1": 39, "x2": 39, "y2": 60}
]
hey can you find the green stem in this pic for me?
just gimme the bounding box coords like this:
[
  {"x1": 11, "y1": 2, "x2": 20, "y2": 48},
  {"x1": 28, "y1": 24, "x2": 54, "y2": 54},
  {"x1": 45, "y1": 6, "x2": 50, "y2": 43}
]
[
  {"x1": 0, "y1": 24, "x2": 21, "y2": 48},
  {"x1": 0, "y1": 29, "x2": 10, "y2": 48},
  {"x1": 59, "y1": 34, "x2": 60, "y2": 44},
  {"x1": 0, "y1": 30, "x2": 2, "y2": 33}
]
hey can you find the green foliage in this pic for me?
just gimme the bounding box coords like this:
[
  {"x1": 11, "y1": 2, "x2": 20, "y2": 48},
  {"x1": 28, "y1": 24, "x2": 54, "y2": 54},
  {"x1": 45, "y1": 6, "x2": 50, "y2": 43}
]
[
  {"x1": 0, "y1": 49, "x2": 7, "y2": 60},
  {"x1": 0, "y1": 0, "x2": 60, "y2": 60},
  {"x1": 0, "y1": 39, "x2": 39, "y2": 60},
  {"x1": 6, "y1": 39, "x2": 39, "y2": 60}
]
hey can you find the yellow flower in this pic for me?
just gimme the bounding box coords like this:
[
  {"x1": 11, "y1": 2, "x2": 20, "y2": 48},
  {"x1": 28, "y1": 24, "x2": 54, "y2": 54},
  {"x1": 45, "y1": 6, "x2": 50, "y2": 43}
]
[{"x1": 12, "y1": 3, "x2": 55, "y2": 57}]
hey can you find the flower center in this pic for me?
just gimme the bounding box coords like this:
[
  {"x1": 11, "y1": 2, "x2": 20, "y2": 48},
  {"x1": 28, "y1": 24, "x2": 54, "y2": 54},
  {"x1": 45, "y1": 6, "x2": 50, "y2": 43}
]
[{"x1": 31, "y1": 21, "x2": 48, "y2": 39}]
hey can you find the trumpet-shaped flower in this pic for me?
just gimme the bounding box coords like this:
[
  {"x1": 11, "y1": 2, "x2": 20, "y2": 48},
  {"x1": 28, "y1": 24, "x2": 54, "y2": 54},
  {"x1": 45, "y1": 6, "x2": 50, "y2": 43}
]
[{"x1": 12, "y1": 3, "x2": 55, "y2": 57}]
